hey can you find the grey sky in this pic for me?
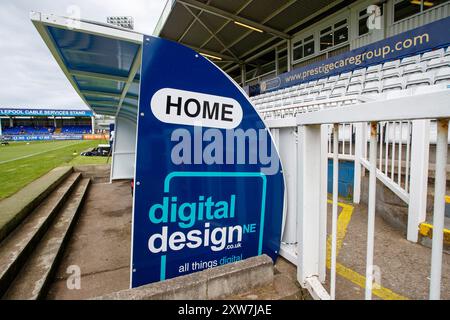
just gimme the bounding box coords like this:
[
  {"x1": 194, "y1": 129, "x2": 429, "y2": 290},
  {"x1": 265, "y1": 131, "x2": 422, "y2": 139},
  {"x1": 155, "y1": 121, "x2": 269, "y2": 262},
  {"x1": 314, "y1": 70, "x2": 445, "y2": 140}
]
[{"x1": 0, "y1": 0, "x2": 167, "y2": 110}]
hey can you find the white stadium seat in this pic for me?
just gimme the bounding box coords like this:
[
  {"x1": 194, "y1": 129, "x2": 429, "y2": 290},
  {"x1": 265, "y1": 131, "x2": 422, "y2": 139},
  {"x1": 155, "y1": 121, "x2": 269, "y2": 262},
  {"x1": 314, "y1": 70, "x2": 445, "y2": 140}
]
[
  {"x1": 334, "y1": 78, "x2": 348, "y2": 88},
  {"x1": 445, "y1": 46, "x2": 450, "y2": 56},
  {"x1": 434, "y1": 66, "x2": 450, "y2": 84},
  {"x1": 296, "y1": 88, "x2": 306, "y2": 96},
  {"x1": 303, "y1": 90, "x2": 319, "y2": 102},
  {"x1": 362, "y1": 80, "x2": 380, "y2": 94},
  {"x1": 293, "y1": 97, "x2": 303, "y2": 105},
  {"x1": 427, "y1": 56, "x2": 450, "y2": 71},
  {"x1": 352, "y1": 68, "x2": 365, "y2": 76},
  {"x1": 288, "y1": 91, "x2": 299, "y2": 98},
  {"x1": 296, "y1": 83, "x2": 306, "y2": 90},
  {"x1": 366, "y1": 64, "x2": 382, "y2": 74},
  {"x1": 316, "y1": 90, "x2": 332, "y2": 100},
  {"x1": 382, "y1": 68, "x2": 402, "y2": 79},
  {"x1": 283, "y1": 98, "x2": 294, "y2": 106},
  {"x1": 317, "y1": 77, "x2": 328, "y2": 85},
  {"x1": 330, "y1": 86, "x2": 346, "y2": 98},
  {"x1": 403, "y1": 62, "x2": 426, "y2": 76},
  {"x1": 273, "y1": 100, "x2": 282, "y2": 108},
  {"x1": 365, "y1": 72, "x2": 380, "y2": 82},
  {"x1": 349, "y1": 74, "x2": 364, "y2": 85},
  {"x1": 305, "y1": 80, "x2": 317, "y2": 88},
  {"x1": 406, "y1": 72, "x2": 433, "y2": 88},
  {"x1": 339, "y1": 71, "x2": 352, "y2": 80},
  {"x1": 252, "y1": 48, "x2": 449, "y2": 116},
  {"x1": 326, "y1": 75, "x2": 339, "y2": 83},
  {"x1": 347, "y1": 83, "x2": 363, "y2": 95},
  {"x1": 421, "y1": 48, "x2": 444, "y2": 62},
  {"x1": 287, "y1": 86, "x2": 296, "y2": 92},
  {"x1": 382, "y1": 59, "x2": 400, "y2": 70},
  {"x1": 316, "y1": 83, "x2": 334, "y2": 100},
  {"x1": 382, "y1": 77, "x2": 405, "y2": 92},
  {"x1": 400, "y1": 55, "x2": 420, "y2": 67}
]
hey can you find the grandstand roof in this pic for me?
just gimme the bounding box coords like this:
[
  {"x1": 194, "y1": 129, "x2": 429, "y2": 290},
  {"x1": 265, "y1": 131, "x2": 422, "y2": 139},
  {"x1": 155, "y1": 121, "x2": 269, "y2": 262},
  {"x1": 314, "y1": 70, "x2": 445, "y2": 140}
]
[
  {"x1": 155, "y1": 0, "x2": 357, "y2": 75},
  {"x1": 31, "y1": 12, "x2": 143, "y2": 123}
]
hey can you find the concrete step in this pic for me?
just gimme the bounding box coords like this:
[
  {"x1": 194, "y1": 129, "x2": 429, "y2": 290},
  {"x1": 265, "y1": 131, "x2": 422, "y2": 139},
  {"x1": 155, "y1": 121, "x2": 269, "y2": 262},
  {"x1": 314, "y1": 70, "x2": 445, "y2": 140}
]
[
  {"x1": 3, "y1": 178, "x2": 90, "y2": 300},
  {"x1": 0, "y1": 172, "x2": 81, "y2": 297},
  {"x1": 222, "y1": 257, "x2": 307, "y2": 300},
  {"x1": 418, "y1": 217, "x2": 450, "y2": 253},
  {"x1": 0, "y1": 166, "x2": 73, "y2": 242}
]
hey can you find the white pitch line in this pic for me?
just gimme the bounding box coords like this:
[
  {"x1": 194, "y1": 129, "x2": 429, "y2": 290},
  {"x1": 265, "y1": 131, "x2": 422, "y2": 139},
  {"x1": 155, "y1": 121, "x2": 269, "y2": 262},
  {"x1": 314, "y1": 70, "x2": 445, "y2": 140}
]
[{"x1": 0, "y1": 141, "x2": 83, "y2": 165}]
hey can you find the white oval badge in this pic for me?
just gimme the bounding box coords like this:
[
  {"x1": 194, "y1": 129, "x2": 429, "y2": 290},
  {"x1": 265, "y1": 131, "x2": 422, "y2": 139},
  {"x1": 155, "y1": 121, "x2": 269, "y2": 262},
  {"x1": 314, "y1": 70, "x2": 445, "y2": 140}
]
[{"x1": 150, "y1": 88, "x2": 243, "y2": 129}]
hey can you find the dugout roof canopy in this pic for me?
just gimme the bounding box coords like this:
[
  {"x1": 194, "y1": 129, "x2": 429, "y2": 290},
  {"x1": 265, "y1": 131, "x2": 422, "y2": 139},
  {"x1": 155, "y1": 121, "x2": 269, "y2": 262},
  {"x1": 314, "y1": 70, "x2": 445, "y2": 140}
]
[
  {"x1": 31, "y1": 12, "x2": 143, "y2": 123},
  {"x1": 30, "y1": 1, "x2": 356, "y2": 123},
  {"x1": 155, "y1": 0, "x2": 355, "y2": 74}
]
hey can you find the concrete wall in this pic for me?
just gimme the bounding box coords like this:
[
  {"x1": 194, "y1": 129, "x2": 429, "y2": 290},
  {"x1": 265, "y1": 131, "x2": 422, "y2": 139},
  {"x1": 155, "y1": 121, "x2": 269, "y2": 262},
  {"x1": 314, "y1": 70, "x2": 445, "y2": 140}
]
[{"x1": 94, "y1": 255, "x2": 274, "y2": 300}]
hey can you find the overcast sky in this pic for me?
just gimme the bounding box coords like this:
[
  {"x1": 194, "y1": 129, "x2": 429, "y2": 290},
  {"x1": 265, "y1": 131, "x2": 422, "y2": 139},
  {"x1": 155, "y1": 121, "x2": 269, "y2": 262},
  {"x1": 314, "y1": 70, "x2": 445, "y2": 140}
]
[{"x1": 0, "y1": 0, "x2": 167, "y2": 110}]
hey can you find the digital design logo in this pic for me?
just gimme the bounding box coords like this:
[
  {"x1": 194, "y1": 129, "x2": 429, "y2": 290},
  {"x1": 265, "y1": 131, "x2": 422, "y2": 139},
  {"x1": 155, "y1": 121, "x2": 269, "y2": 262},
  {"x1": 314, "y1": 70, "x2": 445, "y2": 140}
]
[{"x1": 148, "y1": 171, "x2": 267, "y2": 280}]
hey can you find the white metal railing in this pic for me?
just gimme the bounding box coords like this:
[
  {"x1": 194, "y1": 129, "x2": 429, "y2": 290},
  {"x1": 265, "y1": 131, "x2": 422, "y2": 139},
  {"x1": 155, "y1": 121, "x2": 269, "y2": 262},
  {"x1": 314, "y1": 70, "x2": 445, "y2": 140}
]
[
  {"x1": 267, "y1": 89, "x2": 450, "y2": 300},
  {"x1": 360, "y1": 121, "x2": 412, "y2": 202},
  {"x1": 269, "y1": 111, "x2": 439, "y2": 243}
]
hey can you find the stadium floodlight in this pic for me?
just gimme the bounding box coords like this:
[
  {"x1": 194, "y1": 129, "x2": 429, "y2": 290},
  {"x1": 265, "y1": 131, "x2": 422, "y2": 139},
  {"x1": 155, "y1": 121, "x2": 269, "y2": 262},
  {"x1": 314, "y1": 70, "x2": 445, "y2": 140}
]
[
  {"x1": 233, "y1": 21, "x2": 263, "y2": 33},
  {"x1": 107, "y1": 16, "x2": 134, "y2": 30},
  {"x1": 199, "y1": 52, "x2": 222, "y2": 61}
]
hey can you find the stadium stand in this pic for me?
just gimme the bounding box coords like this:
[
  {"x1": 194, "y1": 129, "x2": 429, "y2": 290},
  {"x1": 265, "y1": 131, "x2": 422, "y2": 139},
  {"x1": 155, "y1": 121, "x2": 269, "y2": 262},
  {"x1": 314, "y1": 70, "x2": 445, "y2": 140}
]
[
  {"x1": 2, "y1": 126, "x2": 55, "y2": 135},
  {"x1": 60, "y1": 125, "x2": 92, "y2": 134},
  {"x1": 2, "y1": 125, "x2": 91, "y2": 137},
  {"x1": 251, "y1": 47, "x2": 450, "y2": 119}
]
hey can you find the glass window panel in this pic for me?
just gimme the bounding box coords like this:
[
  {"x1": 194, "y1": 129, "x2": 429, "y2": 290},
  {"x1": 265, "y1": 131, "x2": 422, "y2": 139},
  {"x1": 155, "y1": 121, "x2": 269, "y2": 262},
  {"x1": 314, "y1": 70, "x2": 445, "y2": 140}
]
[
  {"x1": 320, "y1": 26, "x2": 332, "y2": 34},
  {"x1": 320, "y1": 32, "x2": 333, "y2": 51},
  {"x1": 334, "y1": 26, "x2": 348, "y2": 45},
  {"x1": 304, "y1": 41, "x2": 315, "y2": 57},
  {"x1": 359, "y1": 17, "x2": 369, "y2": 36},
  {"x1": 334, "y1": 19, "x2": 347, "y2": 28},
  {"x1": 293, "y1": 46, "x2": 303, "y2": 61},
  {"x1": 423, "y1": 0, "x2": 449, "y2": 10},
  {"x1": 48, "y1": 26, "x2": 139, "y2": 78},
  {"x1": 74, "y1": 75, "x2": 124, "y2": 94},
  {"x1": 394, "y1": 0, "x2": 421, "y2": 22}
]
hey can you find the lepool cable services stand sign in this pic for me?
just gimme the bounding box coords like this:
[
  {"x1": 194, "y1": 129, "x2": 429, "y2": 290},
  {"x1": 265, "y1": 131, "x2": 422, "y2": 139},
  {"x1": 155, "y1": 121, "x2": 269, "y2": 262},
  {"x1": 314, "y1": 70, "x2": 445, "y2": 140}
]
[{"x1": 131, "y1": 36, "x2": 285, "y2": 288}]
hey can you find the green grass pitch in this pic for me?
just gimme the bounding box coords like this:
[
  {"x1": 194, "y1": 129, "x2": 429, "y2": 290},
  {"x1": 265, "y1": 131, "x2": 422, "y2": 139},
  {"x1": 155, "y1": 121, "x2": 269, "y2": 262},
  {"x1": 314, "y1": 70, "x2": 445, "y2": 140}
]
[{"x1": 0, "y1": 139, "x2": 109, "y2": 200}]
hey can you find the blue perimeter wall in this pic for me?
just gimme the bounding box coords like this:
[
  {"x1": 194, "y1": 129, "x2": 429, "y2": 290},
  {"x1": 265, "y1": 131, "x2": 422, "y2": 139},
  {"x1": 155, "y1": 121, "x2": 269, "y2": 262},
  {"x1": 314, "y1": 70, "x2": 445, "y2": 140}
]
[
  {"x1": 328, "y1": 160, "x2": 355, "y2": 199},
  {"x1": 3, "y1": 135, "x2": 83, "y2": 141}
]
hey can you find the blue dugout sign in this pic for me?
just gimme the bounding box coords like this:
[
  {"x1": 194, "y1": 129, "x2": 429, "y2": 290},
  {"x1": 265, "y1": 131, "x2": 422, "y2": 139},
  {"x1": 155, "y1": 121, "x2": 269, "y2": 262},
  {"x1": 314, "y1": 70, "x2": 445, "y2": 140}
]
[{"x1": 131, "y1": 36, "x2": 285, "y2": 288}]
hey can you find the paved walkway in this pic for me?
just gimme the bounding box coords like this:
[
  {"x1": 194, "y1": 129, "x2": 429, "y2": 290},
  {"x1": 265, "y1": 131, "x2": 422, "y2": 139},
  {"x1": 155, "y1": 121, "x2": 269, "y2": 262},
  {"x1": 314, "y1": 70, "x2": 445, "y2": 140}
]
[
  {"x1": 322, "y1": 200, "x2": 450, "y2": 300},
  {"x1": 47, "y1": 180, "x2": 132, "y2": 299}
]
